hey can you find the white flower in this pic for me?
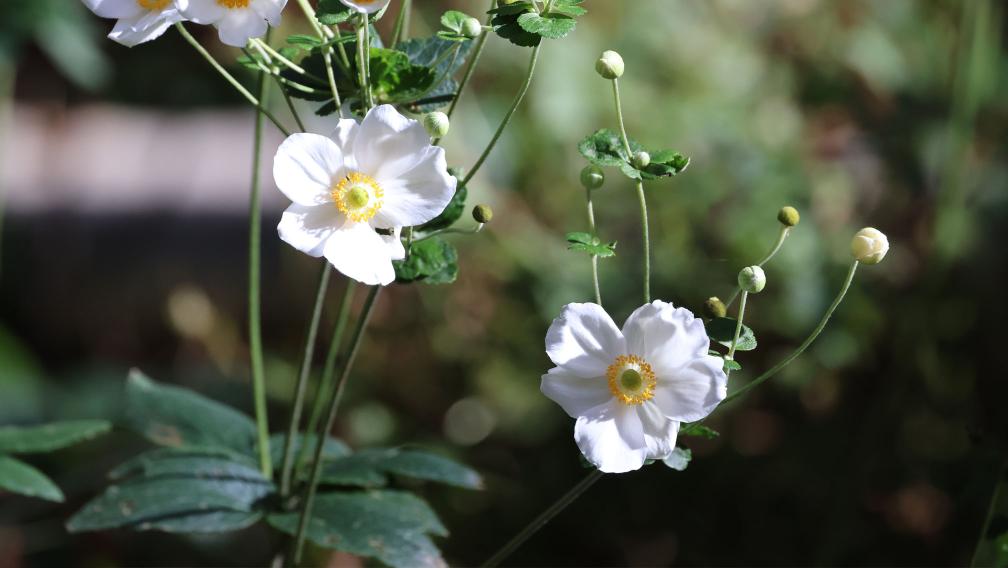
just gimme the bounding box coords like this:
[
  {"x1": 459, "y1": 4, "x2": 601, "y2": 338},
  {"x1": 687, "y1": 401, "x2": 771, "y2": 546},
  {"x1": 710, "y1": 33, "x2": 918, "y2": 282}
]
[
  {"x1": 81, "y1": 0, "x2": 185, "y2": 47},
  {"x1": 541, "y1": 301, "x2": 727, "y2": 473},
  {"x1": 850, "y1": 227, "x2": 889, "y2": 265},
  {"x1": 273, "y1": 105, "x2": 456, "y2": 286},
  {"x1": 339, "y1": 0, "x2": 391, "y2": 14},
  {"x1": 178, "y1": 0, "x2": 286, "y2": 47}
]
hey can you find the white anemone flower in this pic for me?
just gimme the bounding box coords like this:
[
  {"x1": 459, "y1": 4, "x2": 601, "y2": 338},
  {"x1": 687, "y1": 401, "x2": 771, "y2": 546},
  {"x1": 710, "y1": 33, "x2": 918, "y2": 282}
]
[
  {"x1": 339, "y1": 0, "x2": 391, "y2": 14},
  {"x1": 273, "y1": 105, "x2": 455, "y2": 286},
  {"x1": 178, "y1": 0, "x2": 286, "y2": 47},
  {"x1": 81, "y1": 0, "x2": 184, "y2": 47},
  {"x1": 542, "y1": 301, "x2": 728, "y2": 473}
]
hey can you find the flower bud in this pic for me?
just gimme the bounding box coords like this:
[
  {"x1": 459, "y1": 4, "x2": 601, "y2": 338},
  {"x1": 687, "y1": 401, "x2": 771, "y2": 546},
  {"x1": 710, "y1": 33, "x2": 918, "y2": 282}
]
[
  {"x1": 580, "y1": 165, "x2": 604, "y2": 190},
  {"x1": 850, "y1": 227, "x2": 888, "y2": 264},
  {"x1": 631, "y1": 150, "x2": 650, "y2": 169},
  {"x1": 737, "y1": 265, "x2": 766, "y2": 293},
  {"x1": 422, "y1": 111, "x2": 450, "y2": 138},
  {"x1": 472, "y1": 204, "x2": 493, "y2": 224},
  {"x1": 703, "y1": 296, "x2": 727, "y2": 319},
  {"x1": 461, "y1": 17, "x2": 483, "y2": 38},
  {"x1": 777, "y1": 206, "x2": 800, "y2": 227},
  {"x1": 595, "y1": 50, "x2": 624, "y2": 79}
]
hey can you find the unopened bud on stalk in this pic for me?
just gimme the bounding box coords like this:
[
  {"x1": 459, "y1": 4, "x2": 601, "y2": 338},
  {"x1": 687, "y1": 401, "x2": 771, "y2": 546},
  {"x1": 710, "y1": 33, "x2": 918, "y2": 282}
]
[
  {"x1": 580, "y1": 165, "x2": 605, "y2": 190},
  {"x1": 423, "y1": 112, "x2": 450, "y2": 138},
  {"x1": 472, "y1": 204, "x2": 494, "y2": 224},
  {"x1": 738, "y1": 265, "x2": 766, "y2": 294},
  {"x1": 595, "y1": 50, "x2": 624, "y2": 79},
  {"x1": 631, "y1": 151, "x2": 650, "y2": 169},
  {"x1": 850, "y1": 227, "x2": 888, "y2": 264},
  {"x1": 778, "y1": 206, "x2": 800, "y2": 227},
  {"x1": 461, "y1": 17, "x2": 483, "y2": 38},
  {"x1": 703, "y1": 296, "x2": 727, "y2": 319}
]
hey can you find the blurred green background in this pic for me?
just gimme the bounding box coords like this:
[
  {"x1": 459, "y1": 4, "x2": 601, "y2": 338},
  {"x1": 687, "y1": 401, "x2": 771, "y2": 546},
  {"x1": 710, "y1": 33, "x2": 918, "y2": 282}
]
[{"x1": 1, "y1": 0, "x2": 1007, "y2": 565}]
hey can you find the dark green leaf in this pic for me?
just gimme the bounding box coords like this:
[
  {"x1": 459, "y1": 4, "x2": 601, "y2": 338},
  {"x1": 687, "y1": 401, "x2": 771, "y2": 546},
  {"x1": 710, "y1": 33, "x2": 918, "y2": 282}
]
[
  {"x1": 971, "y1": 471, "x2": 1008, "y2": 567},
  {"x1": 321, "y1": 448, "x2": 482, "y2": 489},
  {"x1": 418, "y1": 183, "x2": 467, "y2": 232},
  {"x1": 490, "y1": 8, "x2": 541, "y2": 47},
  {"x1": 394, "y1": 238, "x2": 458, "y2": 285},
  {"x1": 516, "y1": 12, "x2": 577, "y2": 40},
  {"x1": 566, "y1": 232, "x2": 616, "y2": 258},
  {"x1": 316, "y1": 0, "x2": 354, "y2": 25},
  {"x1": 109, "y1": 450, "x2": 265, "y2": 482},
  {"x1": 268, "y1": 490, "x2": 447, "y2": 568},
  {"x1": 0, "y1": 420, "x2": 111, "y2": 454},
  {"x1": 679, "y1": 423, "x2": 720, "y2": 439},
  {"x1": 578, "y1": 129, "x2": 689, "y2": 181},
  {"x1": 269, "y1": 432, "x2": 350, "y2": 469},
  {"x1": 397, "y1": 37, "x2": 473, "y2": 112},
  {"x1": 706, "y1": 317, "x2": 757, "y2": 352},
  {"x1": 0, "y1": 455, "x2": 63, "y2": 501},
  {"x1": 662, "y1": 447, "x2": 692, "y2": 471}
]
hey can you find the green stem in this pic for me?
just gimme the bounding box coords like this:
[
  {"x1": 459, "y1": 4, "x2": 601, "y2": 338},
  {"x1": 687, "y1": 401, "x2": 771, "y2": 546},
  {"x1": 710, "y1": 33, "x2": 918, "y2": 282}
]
[
  {"x1": 483, "y1": 469, "x2": 604, "y2": 567},
  {"x1": 241, "y1": 47, "x2": 309, "y2": 132},
  {"x1": 971, "y1": 458, "x2": 1008, "y2": 566},
  {"x1": 721, "y1": 261, "x2": 859, "y2": 406},
  {"x1": 252, "y1": 38, "x2": 306, "y2": 74},
  {"x1": 279, "y1": 264, "x2": 332, "y2": 497},
  {"x1": 462, "y1": 42, "x2": 541, "y2": 186},
  {"x1": 360, "y1": 13, "x2": 374, "y2": 110},
  {"x1": 726, "y1": 225, "x2": 791, "y2": 308},
  {"x1": 414, "y1": 225, "x2": 483, "y2": 242},
  {"x1": 437, "y1": 0, "x2": 495, "y2": 132},
  {"x1": 726, "y1": 290, "x2": 748, "y2": 378},
  {"x1": 586, "y1": 187, "x2": 602, "y2": 306},
  {"x1": 611, "y1": 78, "x2": 633, "y2": 156},
  {"x1": 293, "y1": 285, "x2": 382, "y2": 565},
  {"x1": 175, "y1": 23, "x2": 290, "y2": 137},
  {"x1": 390, "y1": 0, "x2": 411, "y2": 48},
  {"x1": 610, "y1": 78, "x2": 650, "y2": 303}
]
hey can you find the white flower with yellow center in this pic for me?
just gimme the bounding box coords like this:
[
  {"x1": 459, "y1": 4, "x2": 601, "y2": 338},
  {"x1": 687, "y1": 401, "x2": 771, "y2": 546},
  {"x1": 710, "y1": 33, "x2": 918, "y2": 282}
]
[
  {"x1": 338, "y1": 0, "x2": 390, "y2": 14},
  {"x1": 81, "y1": 0, "x2": 184, "y2": 47},
  {"x1": 542, "y1": 301, "x2": 728, "y2": 473},
  {"x1": 178, "y1": 0, "x2": 286, "y2": 47},
  {"x1": 273, "y1": 105, "x2": 455, "y2": 286}
]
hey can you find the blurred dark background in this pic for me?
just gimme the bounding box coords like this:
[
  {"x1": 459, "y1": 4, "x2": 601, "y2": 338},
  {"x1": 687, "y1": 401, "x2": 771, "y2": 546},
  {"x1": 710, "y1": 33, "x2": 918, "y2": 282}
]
[{"x1": 1, "y1": 0, "x2": 1007, "y2": 566}]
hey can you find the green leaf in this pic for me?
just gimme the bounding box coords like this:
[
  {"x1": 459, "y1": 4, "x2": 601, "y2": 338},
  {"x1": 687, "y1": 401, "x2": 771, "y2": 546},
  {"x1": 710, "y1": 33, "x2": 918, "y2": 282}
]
[
  {"x1": 321, "y1": 448, "x2": 482, "y2": 490},
  {"x1": 418, "y1": 181, "x2": 467, "y2": 232},
  {"x1": 706, "y1": 317, "x2": 757, "y2": 352},
  {"x1": 489, "y1": 0, "x2": 584, "y2": 45},
  {"x1": 316, "y1": 0, "x2": 354, "y2": 25},
  {"x1": 550, "y1": 0, "x2": 588, "y2": 18},
  {"x1": 440, "y1": 10, "x2": 469, "y2": 33},
  {"x1": 394, "y1": 238, "x2": 458, "y2": 285},
  {"x1": 662, "y1": 447, "x2": 692, "y2": 471},
  {"x1": 269, "y1": 432, "x2": 350, "y2": 469},
  {"x1": 972, "y1": 470, "x2": 1008, "y2": 567},
  {"x1": 0, "y1": 455, "x2": 63, "y2": 501},
  {"x1": 287, "y1": 33, "x2": 323, "y2": 49},
  {"x1": 397, "y1": 37, "x2": 473, "y2": 112},
  {"x1": 0, "y1": 420, "x2": 111, "y2": 454},
  {"x1": 566, "y1": 232, "x2": 616, "y2": 258},
  {"x1": 370, "y1": 47, "x2": 438, "y2": 105},
  {"x1": 516, "y1": 12, "x2": 577, "y2": 40},
  {"x1": 489, "y1": 3, "x2": 541, "y2": 47},
  {"x1": 124, "y1": 369, "x2": 258, "y2": 456},
  {"x1": 268, "y1": 490, "x2": 447, "y2": 568},
  {"x1": 679, "y1": 423, "x2": 720, "y2": 439},
  {"x1": 109, "y1": 450, "x2": 265, "y2": 482},
  {"x1": 578, "y1": 129, "x2": 689, "y2": 181}
]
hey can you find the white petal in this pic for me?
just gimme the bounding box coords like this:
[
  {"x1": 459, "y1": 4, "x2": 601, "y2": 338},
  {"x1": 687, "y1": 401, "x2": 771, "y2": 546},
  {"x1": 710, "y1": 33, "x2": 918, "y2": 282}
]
[
  {"x1": 83, "y1": 0, "x2": 142, "y2": 19},
  {"x1": 373, "y1": 147, "x2": 455, "y2": 228},
  {"x1": 216, "y1": 9, "x2": 267, "y2": 46},
  {"x1": 277, "y1": 203, "x2": 344, "y2": 257},
  {"x1": 637, "y1": 402, "x2": 679, "y2": 460},
  {"x1": 339, "y1": 0, "x2": 391, "y2": 14},
  {"x1": 251, "y1": 0, "x2": 286, "y2": 25},
  {"x1": 330, "y1": 119, "x2": 359, "y2": 157},
  {"x1": 545, "y1": 303, "x2": 624, "y2": 378},
  {"x1": 574, "y1": 402, "x2": 647, "y2": 474},
  {"x1": 354, "y1": 105, "x2": 432, "y2": 181},
  {"x1": 108, "y1": 11, "x2": 182, "y2": 47},
  {"x1": 322, "y1": 223, "x2": 396, "y2": 286},
  {"x1": 622, "y1": 300, "x2": 710, "y2": 376},
  {"x1": 652, "y1": 355, "x2": 727, "y2": 423},
  {"x1": 180, "y1": 0, "x2": 226, "y2": 23},
  {"x1": 273, "y1": 133, "x2": 344, "y2": 206},
  {"x1": 381, "y1": 227, "x2": 405, "y2": 261},
  {"x1": 540, "y1": 367, "x2": 612, "y2": 419}
]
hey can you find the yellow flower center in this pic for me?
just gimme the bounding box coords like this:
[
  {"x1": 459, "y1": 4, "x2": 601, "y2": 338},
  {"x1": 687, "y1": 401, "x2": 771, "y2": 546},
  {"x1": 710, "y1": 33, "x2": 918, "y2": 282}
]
[
  {"x1": 137, "y1": 0, "x2": 171, "y2": 10},
  {"x1": 331, "y1": 171, "x2": 384, "y2": 223},
  {"x1": 216, "y1": 0, "x2": 250, "y2": 8},
  {"x1": 606, "y1": 354, "x2": 657, "y2": 405}
]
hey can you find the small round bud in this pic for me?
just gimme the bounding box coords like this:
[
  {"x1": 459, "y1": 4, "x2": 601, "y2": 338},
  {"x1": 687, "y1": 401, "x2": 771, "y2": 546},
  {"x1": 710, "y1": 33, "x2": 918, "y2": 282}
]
[
  {"x1": 703, "y1": 297, "x2": 727, "y2": 319},
  {"x1": 472, "y1": 204, "x2": 493, "y2": 224},
  {"x1": 422, "y1": 111, "x2": 450, "y2": 138},
  {"x1": 580, "y1": 165, "x2": 604, "y2": 190},
  {"x1": 595, "y1": 50, "x2": 624, "y2": 79},
  {"x1": 850, "y1": 227, "x2": 888, "y2": 265},
  {"x1": 777, "y1": 206, "x2": 800, "y2": 227},
  {"x1": 631, "y1": 150, "x2": 650, "y2": 169},
  {"x1": 461, "y1": 17, "x2": 483, "y2": 39},
  {"x1": 737, "y1": 265, "x2": 766, "y2": 294}
]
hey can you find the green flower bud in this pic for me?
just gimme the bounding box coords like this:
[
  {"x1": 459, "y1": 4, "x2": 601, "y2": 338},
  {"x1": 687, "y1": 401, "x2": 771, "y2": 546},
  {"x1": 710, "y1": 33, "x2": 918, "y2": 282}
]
[
  {"x1": 595, "y1": 50, "x2": 624, "y2": 80},
  {"x1": 703, "y1": 296, "x2": 727, "y2": 319},
  {"x1": 422, "y1": 111, "x2": 450, "y2": 138},
  {"x1": 580, "y1": 165, "x2": 605, "y2": 190},
  {"x1": 631, "y1": 150, "x2": 650, "y2": 169},
  {"x1": 461, "y1": 17, "x2": 483, "y2": 39},
  {"x1": 850, "y1": 227, "x2": 888, "y2": 264},
  {"x1": 737, "y1": 265, "x2": 766, "y2": 294},
  {"x1": 472, "y1": 204, "x2": 494, "y2": 224},
  {"x1": 777, "y1": 206, "x2": 800, "y2": 227}
]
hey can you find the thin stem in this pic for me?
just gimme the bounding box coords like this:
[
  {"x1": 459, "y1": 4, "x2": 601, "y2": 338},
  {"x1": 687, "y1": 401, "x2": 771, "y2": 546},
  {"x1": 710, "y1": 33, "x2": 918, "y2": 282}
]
[
  {"x1": 248, "y1": 33, "x2": 274, "y2": 479},
  {"x1": 611, "y1": 78, "x2": 633, "y2": 156},
  {"x1": 610, "y1": 77, "x2": 650, "y2": 302},
  {"x1": 279, "y1": 264, "x2": 332, "y2": 497},
  {"x1": 483, "y1": 469, "x2": 604, "y2": 567},
  {"x1": 414, "y1": 224, "x2": 483, "y2": 242},
  {"x1": 293, "y1": 285, "x2": 382, "y2": 565},
  {"x1": 390, "y1": 0, "x2": 411, "y2": 49},
  {"x1": 360, "y1": 13, "x2": 375, "y2": 110},
  {"x1": 280, "y1": 86, "x2": 307, "y2": 132},
  {"x1": 726, "y1": 290, "x2": 748, "y2": 377},
  {"x1": 437, "y1": 0, "x2": 495, "y2": 133},
  {"x1": 586, "y1": 187, "x2": 602, "y2": 306},
  {"x1": 252, "y1": 38, "x2": 306, "y2": 74},
  {"x1": 175, "y1": 23, "x2": 290, "y2": 137},
  {"x1": 721, "y1": 261, "x2": 860, "y2": 406},
  {"x1": 241, "y1": 47, "x2": 309, "y2": 132},
  {"x1": 971, "y1": 458, "x2": 1007, "y2": 566},
  {"x1": 322, "y1": 50, "x2": 345, "y2": 118},
  {"x1": 726, "y1": 225, "x2": 791, "y2": 308},
  {"x1": 462, "y1": 43, "x2": 541, "y2": 186}
]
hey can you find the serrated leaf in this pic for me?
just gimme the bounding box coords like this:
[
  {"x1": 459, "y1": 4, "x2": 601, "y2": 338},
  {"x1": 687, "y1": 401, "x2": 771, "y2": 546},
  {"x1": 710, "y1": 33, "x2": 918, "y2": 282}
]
[
  {"x1": 124, "y1": 370, "x2": 258, "y2": 456},
  {"x1": 662, "y1": 447, "x2": 692, "y2": 471},
  {"x1": 268, "y1": 490, "x2": 447, "y2": 568},
  {"x1": 578, "y1": 129, "x2": 689, "y2": 181},
  {"x1": 316, "y1": 0, "x2": 354, "y2": 25},
  {"x1": 440, "y1": 10, "x2": 469, "y2": 33},
  {"x1": 516, "y1": 12, "x2": 577, "y2": 40},
  {"x1": 679, "y1": 423, "x2": 720, "y2": 439},
  {"x1": 0, "y1": 420, "x2": 110, "y2": 454},
  {"x1": 0, "y1": 455, "x2": 63, "y2": 501},
  {"x1": 565, "y1": 232, "x2": 616, "y2": 258},
  {"x1": 397, "y1": 37, "x2": 474, "y2": 112},
  {"x1": 706, "y1": 317, "x2": 757, "y2": 352},
  {"x1": 550, "y1": 0, "x2": 588, "y2": 17},
  {"x1": 723, "y1": 358, "x2": 741, "y2": 371},
  {"x1": 321, "y1": 448, "x2": 482, "y2": 490},
  {"x1": 394, "y1": 238, "x2": 458, "y2": 285},
  {"x1": 490, "y1": 10, "x2": 541, "y2": 47}
]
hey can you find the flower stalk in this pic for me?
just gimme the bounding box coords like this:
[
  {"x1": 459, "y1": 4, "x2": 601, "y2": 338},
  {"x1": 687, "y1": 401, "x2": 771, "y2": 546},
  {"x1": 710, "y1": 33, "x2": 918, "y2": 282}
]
[
  {"x1": 610, "y1": 77, "x2": 650, "y2": 303},
  {"x1": 726, "y1": 225, "x2": 792, "y2": 308},
  {"x1": 586, "y1": 186, "x2": 602, "y2": 305}
]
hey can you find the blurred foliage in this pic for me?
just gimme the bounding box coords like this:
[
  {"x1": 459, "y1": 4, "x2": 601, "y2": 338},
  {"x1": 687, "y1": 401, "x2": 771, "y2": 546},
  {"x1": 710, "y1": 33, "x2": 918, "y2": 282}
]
[{"x1": 2, "y1": 0, "x2": 1008, "y2": 566}]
